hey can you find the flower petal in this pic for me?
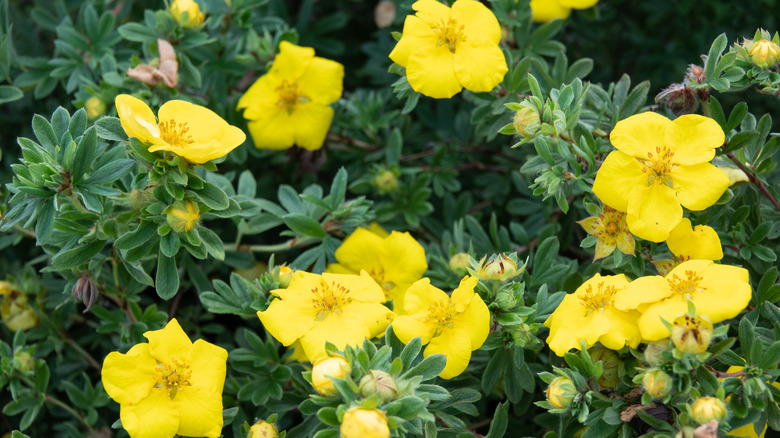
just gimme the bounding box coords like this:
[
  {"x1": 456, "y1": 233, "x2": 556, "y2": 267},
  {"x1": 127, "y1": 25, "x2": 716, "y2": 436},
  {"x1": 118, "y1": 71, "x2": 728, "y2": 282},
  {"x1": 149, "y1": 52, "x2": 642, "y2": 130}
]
[
  {"x1": 188, "y1": 340, "x2": 228, "y2": 395},
  {"x1": 406, "y1": 44, "x2": 462, "y2": 99},
  {"x1": 120, "y1": 389, "x2": 179, "y2": 438},
  {"x1": 594, "y1": 239, "x2": 616, "y2": 260},
  {"x1": 300, "y1": 313, "x2": 372, "y2": 361},
  {"x1": 598, "y1": 308, "x2": 642, "y2": 350},
  {"x1": 592, "y1": 151, "x2": 647, "y2": 213},
  {"x1": 452, "y1": 0, "x2": 502, "y2": 45},
  {"x1": 615, "y1": 231, "x2": 636, "y2": 255},
  {"x1": 694, "y1": 264, "x2": 751, "y2": 323},
  {"x1": 614, "y1": 275, "x2": 672, "y2": 311},
  {"x1": 380, "y1": 232, "x2": 428, "y2": 286},
  {"x1": 389, "y1": 16, "x2": 437, "y2": 68},
  {"x1": 671, "y1": 163, "x2": 730, "y2": 211},
  {"x1": 323, "y1": 271, "x2": 386, "y2": 303},
  {"x1": 297, "y1": 57, "x2": 344, "y2": 105},
  {"x1": 174, "y1": 384, "x2": 224, "y2": 438},
  {"x1": 403, "y1": 278, "x2": 450, "y2": 316},
  {"x1": 530, "y1": 0, "x2": 571, "y2": 22},
  {"x1": 425, "y1": 327, "x2": 472, "y2": 379},
  {"x1": 115, "y1": 94, "x2": 160, "y2": 143},
  {"x1": 392, "y1": 315, "x2": 436, "y2": 345},
  {"x1": 236, "y1": 76, "x2": 278, "y2": 119},
  {"x1": 412, "y1": 0, "x2": 451, "y2": 27},
  {"x1": 452, "y1": 292, "x2": 490, "y2": 350},
  {"x1": 559, "y1": 0, "x2": 598, "y2": 8},
  {"x1": 342, "y1": 302, "x2": 395, "y2": 338},
  {"x1": 453, "y1": 40, "x2": 507, "y2": 93},
  {"x1": 144, "y1": 318, "x2": 193, "y2": 362},
  {"x1": 626, "y1": 183, "x2": 682, "y2": 242},
  {"x1": 246, "y1": 109, "x2": 295, "y2": 150},
  {"x1": 449, "y1": 276, "x2": 478, "y2": 312},
  {"x1": 665, "y1": 115, "x2": 725, "y2": 165},
  {"x1": 667, "y1": 218, "x2": 723, "y2": 260},
  {"x1": 610, "y1": 112, "x2": 673, "y2": 158},
  {"x1": 257, "y1": 297, "x2": 317, "y2": 346},
  {"x1": 270, "y1": 41, "x2": 314, "y2": 82},
  {"x1": 101, "y1": 344, "x2": 157, "y2": 405},
  {"x1": 638, "y1": 295, "x2": 688, "y2": 340},
  {"x1": 334, "y1": 227, "x2": 385, "y2": 275},
  {"x1": 290, "y1": 103, "x2": 334, "y2": 150}
]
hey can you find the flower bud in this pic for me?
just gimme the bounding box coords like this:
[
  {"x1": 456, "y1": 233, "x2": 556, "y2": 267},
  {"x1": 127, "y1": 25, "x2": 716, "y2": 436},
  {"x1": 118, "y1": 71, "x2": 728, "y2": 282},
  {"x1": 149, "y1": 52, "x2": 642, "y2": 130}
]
[
  {"x1": 277, "y1": 266, "x2": 294, "y2": 289},
  {"x1": 513, "y1": 107, "x2": 540, "y2": 138},
  {"x1": 129, "y1": 188, "x2": 151, "y2": 211},
  {"x1": 170, "y1": 0, "x2": 204, "y2": 28},
  {"x1": 13, "y1": 349, "x2": 35, "y2": 374},
  {"x1": 1, "y1": 281, "x2": 38, "y2": 331},
  {"x1": 495, "y1": 289, "x2": 519, "y2": 311},
  {"x1": 545, "y1": 376, "x2": 576, "y2": 409},
  {"x1": 340, "y1": 408, "x2": 390, "y2": 438},
  {"x1": 644, "y1": 339, "x2": 673, "y2": 367},
  {"x1": 359, "y1": 370, "x2": 398, "y2": 403},
  {"x1": 471, "y1": 253, "x2": 524, "y2": 282},
  {"x1": 248, "y1": 420, "x2": 278, "y2": 438},
  {"x1": 747, "y1": 39, "x2": 780, "y2": 68},
  {"x1": 642, "y1": 368, "x2": 673, "y2": 399},
  {"x1": 448, "y1": 253, "x2": 470, "y2": 275},
  {"x1": 510, "y1": 323, "x2": 535, "y2": 347},
  {"x1": 590, "y1": 347, "x2": 620, "y2": 389},
  {"x1": 691, "y1": 396, "x2": 727, "y2": 424},
  {"x1": 166, "y1": 200, "x2": 200, "y2": 233},
  {"x1": 670, "y1": 314, "x2": 713, "y2": 354},
  {"x1": 84, "y1": 96, "x2": 106, "y2": 120},
  {"x1": 311, "y1": 355, "x2": 351, "y2": 396},
  {"x1": 372, "y1": 170, "x2": 398, "y2": 194}
]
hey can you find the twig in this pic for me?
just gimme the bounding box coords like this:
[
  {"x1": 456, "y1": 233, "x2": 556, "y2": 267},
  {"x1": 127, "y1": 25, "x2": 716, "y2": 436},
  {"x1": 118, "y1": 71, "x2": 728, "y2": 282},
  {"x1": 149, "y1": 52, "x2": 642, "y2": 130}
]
[{"x1": 727, "y1": 152, "x2": 780, "y2": 211}]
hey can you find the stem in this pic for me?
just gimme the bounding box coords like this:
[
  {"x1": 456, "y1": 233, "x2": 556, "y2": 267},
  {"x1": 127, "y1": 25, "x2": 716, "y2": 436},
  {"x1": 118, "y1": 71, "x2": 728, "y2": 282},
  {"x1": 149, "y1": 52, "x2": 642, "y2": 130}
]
[
  {"x1": 225, "y1": 237, "x2": 316, "y2": 253},
  {"x1": 727, "y1": 152, "x2": 780, "y2": 211},
  {"x1": 64, "y1": 337, "x2": 101, "y2": 371},
  {"x1": 45, "y1": 394, "x2": 94, "y2": 432}
]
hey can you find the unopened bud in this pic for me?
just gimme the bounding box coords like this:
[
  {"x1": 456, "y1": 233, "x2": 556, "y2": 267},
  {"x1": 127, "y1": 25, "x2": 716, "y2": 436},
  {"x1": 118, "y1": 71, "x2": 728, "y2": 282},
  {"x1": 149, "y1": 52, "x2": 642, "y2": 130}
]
[
  {"x1": 372, "y1": 170, "x2": 398, "y2": 194},
  {"x1": 644, "y1": 339, "x2": 673, "y2": 367},
  {"x1": 513, "y1": 107, "x2": 540, "y2": 138},
  {"x1": 448, "y1": 253, "x2": 470, "y2": 275},
  {"x1": 670, "y1": 314, "x2": 712, "y2": 354},
  {"x1": 590, "y1": 347, "x2": 620, "y2": 389},
  {"x1": 166, "y1": 200, "x2": 200, "y2": 233},
  {"x1": 642, "y1": 368, "x2": 673, "y2": 399},
  {"x1": 510, "y1": 323, "x2": 535, "y2": 347},
  {"x1": 13, "y1": 350, "x2": 35, "y2": 374},
  {"x1": 129, "y1": 188, "x2": 151, "y2": 211},
  {"x1": 170, "y1": 0, "x2": 204, "y2": 28},
  {"x1": 84, "y1": 96, "x2": 106, "y2": 119},
  {"x1": 471, "y1": 253, "x2": 524, "y2": 282},
  {"x1": 311, "y1": 355, "x2": 351, "y2": 396},
  {"x1": 248, "y1": 420, "x2": 278, "y2": 438},
  {"x1": 545, "y1": 375, "x2": 576, "y2": 409},
  {"x1": 747, "y1": 39, "x2": 780, "y2": 68},
  {"x1": 691, "y1": 397, "x2": 727, "y2": 424},
  {"x1": 277, "y1": 266, "x2": 294, "y2": 288},
  {"x1": 359, "y1": 370, "x2": 398, "y2": 402},
  {"x1": 340, "y1": 408, "x2": 390, "y2": 438},
  {"x1": 1, "y1": 281, "x2": 38, "y2": 331}
]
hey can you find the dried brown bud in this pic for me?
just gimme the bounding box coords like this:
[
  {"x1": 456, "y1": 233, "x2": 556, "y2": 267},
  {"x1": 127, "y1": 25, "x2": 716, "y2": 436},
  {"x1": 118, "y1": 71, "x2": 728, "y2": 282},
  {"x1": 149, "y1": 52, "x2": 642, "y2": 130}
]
[
  {"x1": 127, "y1": 39, "x2": 178, "y2": 87},
  {"x1": 654, "y1": 83, "x2": 698, "y2": 116},
  {"x1": 72, "y1": 275, "x2": 99, "y2": 313}
]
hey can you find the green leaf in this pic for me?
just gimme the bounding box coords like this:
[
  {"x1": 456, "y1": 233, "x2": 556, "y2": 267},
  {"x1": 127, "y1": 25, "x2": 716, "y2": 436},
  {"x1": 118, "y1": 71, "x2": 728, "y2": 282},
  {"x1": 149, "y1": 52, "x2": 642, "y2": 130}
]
[
  {"x1": 704, "y1": 33, "x2": 728, "y2": 82},
  {"x1": 403, "y1": 353, "x2": 446, "y2": 380},
  {"x1": 486, "y1": 402, "x2": 509, "y2": 438},
  {"x1": 84, "y1": 159, "x2": 135, "y2": 184},
  {"x1": 195, "y1": 181, "x2": 230, "y2": 210},
  {"x1": 94, "y1": 116, "x2": 127, "y2": 141},
  {"x1": 72, "y1": 126, "x2": 97, "y2": 181},
  {"x1": 117, "y1": 22, "x2": 158, "y2": 42},
  {"x1": 159, "y1": 231, "x2": 180, "y2": 258},
  {"x1": 34, "y1": 200, "x2": 54, "y2": 244},
  {"x1": 198, "y1": 226, "x2": 225, "y2": 261},
  {"x1": 328, "y1": 167, "x2": 347, "y2": 209},
  {"x1": 115, "y1": 222, "x2": 157, "y2": 250},
  {"x1": 32, "y1": 114, "x2": 57, "y2": 150},
  {"x1": 0, "y1": 85, "x2": 23, "y2": 104},
  {"x1": 283, "y1": 213, "x2": 326, "y2": 238},
  {"x1": 156, "y1": 251, "x2": 179, "y2": 300},
  {"x1": 51, "y1": 239, "x2": 105, "y2": 269}
]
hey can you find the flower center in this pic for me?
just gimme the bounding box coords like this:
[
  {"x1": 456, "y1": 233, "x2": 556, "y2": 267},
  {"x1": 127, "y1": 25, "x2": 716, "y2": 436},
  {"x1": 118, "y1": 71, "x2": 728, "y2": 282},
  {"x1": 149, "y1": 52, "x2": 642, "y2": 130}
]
[
  {"x1": 153, "y1": 358, "x2": 192, "y2": 400},
  {"x1": 578, "y1": 282, "x2": 617, "y2": 314},
  {"x1": 368, "y1": 267, "x2": 394, "y2": 297},
  {"x1": 640, "y1": 146, "x2": 675, "y2": 187},
  {"x1": 432, "y1": 19, "x2": 466, "y2": 53},
  {"x1": 667, "y1": 270, "x2": 705, "y2": 298},
  {"x1": 312, "y1": 279, "x2": 352, "y2": 320},
  {"x1": 426, "y1": 299, "x2": 455, "y2": 335},
  {"x1": 158, "y1": 119, "x2": 194, "y2": 147},
  {"x1": 276, "y1": 80, "x2": 310, "y2": 112}
]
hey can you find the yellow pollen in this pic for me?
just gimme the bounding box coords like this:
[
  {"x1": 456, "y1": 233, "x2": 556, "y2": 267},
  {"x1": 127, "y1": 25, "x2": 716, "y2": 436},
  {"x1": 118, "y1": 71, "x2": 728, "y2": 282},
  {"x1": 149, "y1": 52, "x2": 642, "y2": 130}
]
[
  {"x1": 153, "y1": 358, "x2": 192, "y2": 400},
  {"x1": 275, "y1": 80, "x2": 310, "y2": 112},
  {"x1": 311, "y1": 279, "x2": 352, "y2": 319},
  {"x1": 667, "y1": 270, "x2": 705, "y2": 298},
  {"x1": 159, "y1": 119, "x2": 194, "y2": 147},
  {"x1": 640, "y1": 146, "x2": 675, "y2": 187},
  {"x1": 432, "y1": 19, "x2": 465, "y2": 53},
  {"x1": 427, "y1": 299, "x2": 455, "y2": 335},
  {"x1": 578, "y1": 282, "x2": 617, "y2": 314}
]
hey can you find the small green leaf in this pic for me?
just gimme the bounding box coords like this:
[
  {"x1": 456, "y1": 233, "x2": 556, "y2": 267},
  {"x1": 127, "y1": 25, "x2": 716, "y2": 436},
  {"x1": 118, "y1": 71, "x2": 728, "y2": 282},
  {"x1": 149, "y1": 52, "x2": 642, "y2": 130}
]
[
  {"x1": 0, "y1": 85, "x2": 23, "y2": 104},
  {"x1": 283, "y1": 214, "x2": 326, "y2": 238},
  {"x1": 156, "y1": 251, "x2": 179, "y2": 300}
]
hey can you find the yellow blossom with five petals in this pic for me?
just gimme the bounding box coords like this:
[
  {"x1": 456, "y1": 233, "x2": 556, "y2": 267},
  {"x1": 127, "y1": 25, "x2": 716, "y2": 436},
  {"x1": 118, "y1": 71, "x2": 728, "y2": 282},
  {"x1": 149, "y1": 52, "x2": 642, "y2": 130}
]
[
  {"x1": 544, "y1": 274, "x2": 641, "y2": 356},
  {"x1": 392, "y1": 276, "x2": 489, "y2": 379},
  {"x1": 257, "y1": 271, "x2": 395, "y2": 361},
  {"x1": 652, "y1": 218, "x2": 723, "y2": 275},
  {"x1": 101, "y1": 318, "x2": 228, "y2": 438},
  {"x1": 115, "y1": 94, "x2": 246, "y2": 164},
  {"x1": 529, "y1": 0, "x2": 598, "y2": 23},
  {"x1": 326, "y1": 227, "x2": 427, "y2": 312},
  {"x1": 614, "y1": 260, "x2": 751, "y2": 341},
  {"x1": 237, "y1": 41, "x2": 344, "y2": 150},
  {"x1": 578, "y1": 206, "x2": 635, "y2": 260},
  {"x1": 389, "y1": 0, "x2": 508, "y2": 99},
  {"x1": 592, "y1": 112, "x2": 729, "y2": 242}
]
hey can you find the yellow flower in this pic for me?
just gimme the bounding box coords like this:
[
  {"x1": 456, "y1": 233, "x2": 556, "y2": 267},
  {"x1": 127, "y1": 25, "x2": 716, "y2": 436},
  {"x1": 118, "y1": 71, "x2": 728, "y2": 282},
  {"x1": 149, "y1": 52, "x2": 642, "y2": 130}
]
[
  {"x1": 578, "y1": 206, "x2": 635, "y2": 260},
  {"x1": 101, "y1": 319, "x2": 228, "y2": 438},
  {"x1": 614, "y1": 260, "x2": 752, "y2": 341},
  {"x1": 592, "y1": 112, "x2": 729, "y2": 242},
  {"x1": 311, "y1": 355, "x2": 351, "y2": 396},
  {"x1": 530, "y1": 0, "x2": 598, "y2": 23},
  {"x1": 0, "y1": 281, "x2": 38, "y2": 332},
  {"x1": 670, "y1": 313, "x2": 713, "y2": 354},
  {"x1": 237, "y1": 41, "x2": 344, "y2": 151},
  {"x1": 115, "y1": 94, "x2": 245, "y2": 164},
  {"x1": 248, "y1": 420, "x2": 278, "y2": 438},
  {"x1": 166, "y1": 200, "x2": 200, "y2": 232},
  {"x1": 340, "y1": 408, "x2": 390, "y2": 438},
  {"x1": 652, "y1": 218, "x2": 723, "y2": 275},
  {"x1": 388, "y1": 0, "x2": 508, "y2": 99},
  {"x1": 170, "y1": 0, "x2": 204, "y2": 28},
  {"x1": 257, "y1": 271, "x2": 395, "y2": 361},
  {"x1": 326, "y1": 227, "x2": 427, "y2": 313},
  {"x1": 691, "y1": 397, "x2": 727, "y2": 424},
  {"x1": 747, "y1": 39, "x2": 780, "y2": 68},
  {"x1": 544, "y1": 274, "x2": 642, "y2": 356},
  {"x1": 392, "y1": 276, "x2": 489, "y2": 379}
]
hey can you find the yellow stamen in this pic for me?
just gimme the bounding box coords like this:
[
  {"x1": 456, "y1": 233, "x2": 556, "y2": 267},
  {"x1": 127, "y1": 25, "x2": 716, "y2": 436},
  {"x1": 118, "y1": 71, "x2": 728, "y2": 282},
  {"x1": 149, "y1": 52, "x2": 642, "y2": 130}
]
[
  {"x1": 667, "y1": 270, "x2": 705, "y2": 298},
  {"x1": 311, "y1": 280, "x2": 352, "y2": 320},
  {"x1": 159, "y1": 119, "x2": 194, "y2": 147},
  {"x1": 368, "y1": 267, "x2": 394, "y2": 296},
  {"x1": 276, "y1": 80, "x2": 310, "y2": 112},
  {"x1": 426, "y1": 299, "x2": 455, "y2": 335},
  {"x1": 153, "y1": 358, "x2": 192, "y2": 399},
  {"x1": 640, "y1": 146, "x2": 675, "y2": 187},
  {"x1": 578, "y1": 281, "x2": 617, "y2": 314},
  {"x1": 432, "y1": 19, "x2": 466, "y2": 53}
]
